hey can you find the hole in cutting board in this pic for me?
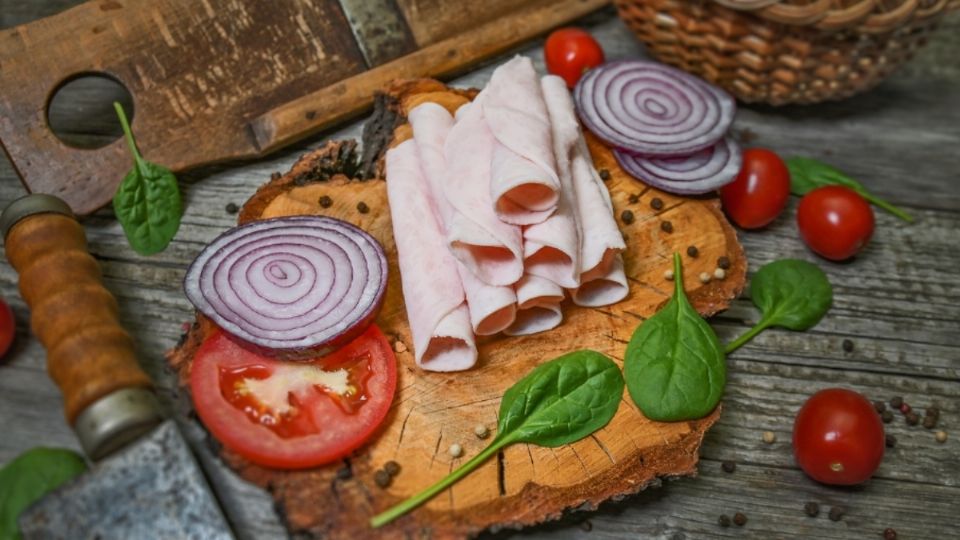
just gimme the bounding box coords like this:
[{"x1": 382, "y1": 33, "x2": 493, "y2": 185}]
[{"x1": 46, "y1": 73, "x2": 134, "y2": 149}]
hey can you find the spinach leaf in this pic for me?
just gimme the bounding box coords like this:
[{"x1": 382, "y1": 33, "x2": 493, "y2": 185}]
[
  {"x1": 725, "y1": 259, "x2": 832, "y2": 354},
  {"x1": 786, "y1": 156, "x2": 913, "y2": 222},
  {"x1": 497, "y1": 350, "x2": 624, "y2": 447},
  {"x1": 0, "y1": 448, "x2": 87, "y2": 540},
  {"x1": 370, "y1": 350, "x2": 622, "y2": 528},
  {"x1": 624, "y1": 253, "x2": 726, "y2": 422},
  {"x1": 112, "y1": 102, "x2": 182, "y2": 255}
]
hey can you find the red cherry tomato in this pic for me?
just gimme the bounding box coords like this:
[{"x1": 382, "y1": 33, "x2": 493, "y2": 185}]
[
  {"x1": 797, "y1": 186, "x2": 874, "y2": 261},
  {"x1": 0, "y1": 298, "x2": 14, "y2": 359},
  {"x1": 544, "y1": 28, "x2": 605, "y2": 88},
  {"x1": 190, "y1": 324, "x2": 397, "y2": 469},
  {"x1": 720, "y1": 148, "x2": 791, "y2": 229},
  {"x1": 793, "y1": 388, "x2": 885, "y2": 485}
]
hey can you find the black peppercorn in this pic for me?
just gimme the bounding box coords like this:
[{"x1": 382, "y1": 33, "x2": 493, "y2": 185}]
[
  {"x1": 357, "y1": 201, "x2": 370, "y2": 214},
  {"x1": 374, "y1": 469, "x2": 391, "y2": 488},
  {"x1": 319, "y1": 195, "x2": 333, "y2": 208},
  {"x1": 804, "y1": 501, "x2": 819, "y2": 517},
  {"x1": 598, "y1": 169, "x2": 611, "y2": 181},
  {"x1": 881, "y1": 410, "x2": 894, "y2": 423},
  {"x1": 883, "y1": 528, "x2": 897, "y2": 540},
  {"x1": 717, "y1": 256, "x2": 731, "y2": 269},
  {"x1": 828, "y1": 506, "x2": 846, "y2": 522},
  {"x1": 270, "y1": 172, "x2": 281, "y2": 181},
  {"x1": 842, "y1": 339, "x2": 854, "y2": 352},
  {"x1": 890, "y1": 396, "x2": 903, "y2": 409},
  {"x1": 384, "y1": 460, "x2": 401, "y2": 476},
  {"x1": 733, "y1": 512, "x2": 747, "y2": 526},
  {"x1": 885, "y1": 434, "x2": 897, "y2": 448},
  {"x1": 225, "y1": 202, "x2": 239, "y2": 214},
  {"x1": 628, "y1": 193, "x2": 640, "y2": 204},
  {"x1": 926, "y1": 406, "x2": 940, "y2": 419},
  {"x1": 661, "y1": 220, "x2": 674, "y2": 233},
  {"x1": 718, "y1": 515, "x2": 731, "y2": 527},
  {"x1": 874, "y1": 401, "x2": 886, "y2": 414},
  {"x1": 650, "y1": 197, "x2": 664, "y2": 210},
  {"x1": 621, "y1": 210, "x2": 635, "y2": 225},
  {"x1": 686, "y1": 246, "x2": 699, "y2": 258},
  {"x1": 336, "y1": 465, "x2": 352, "y2": 480},
  {"x1": 721, "y1": 460, "x2": 736, "y2": 473},
  {"x1": 906, "y1": 412, "x2": 920, "y2": 426},
  {"x1": 923, "y1": 415, "x2": 938, "y2": 429},
  {"x1": 580, "y1": 520, "x2": 593, "y2": 532}
]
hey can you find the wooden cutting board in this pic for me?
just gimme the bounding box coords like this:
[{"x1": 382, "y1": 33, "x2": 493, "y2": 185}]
[
  {"x1": 0, "y1": 0, "x2": 605, "y2": 215},
  {"x1": 168, "y1": 80, "x2": 746, "y2": 539}
]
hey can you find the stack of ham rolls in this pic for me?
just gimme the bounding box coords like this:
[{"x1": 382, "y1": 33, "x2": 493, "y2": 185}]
[{"x1": 385, "y1": 56, "x2": 627, "y2": 372}]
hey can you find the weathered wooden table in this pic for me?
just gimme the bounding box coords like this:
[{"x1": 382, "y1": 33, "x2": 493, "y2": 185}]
[{"x1": 1, "y1": 2, "x2": 958, "y2": 539}]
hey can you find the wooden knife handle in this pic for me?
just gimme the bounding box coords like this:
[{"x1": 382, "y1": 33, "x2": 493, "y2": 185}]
[{"x1": 4, "y1": 211, "x2": 152, "y2": 423}]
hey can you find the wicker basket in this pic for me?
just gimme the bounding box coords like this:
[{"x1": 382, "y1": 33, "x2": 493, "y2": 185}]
[{"x1": 613, "y1": 0, "x2": 960, "y2": 104}]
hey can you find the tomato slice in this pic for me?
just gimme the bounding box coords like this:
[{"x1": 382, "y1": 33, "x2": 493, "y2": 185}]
[
  {"x1": 0, "y1": 298, "x2": 15, "y2": 360},
  {"x1": 190, "y1": 324, "x2": 397, "y2": 469}
]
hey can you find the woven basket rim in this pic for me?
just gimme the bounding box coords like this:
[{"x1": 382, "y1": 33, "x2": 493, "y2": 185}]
[{"x1": 711, "y1": 0, "x2": 960, "y2": 32}]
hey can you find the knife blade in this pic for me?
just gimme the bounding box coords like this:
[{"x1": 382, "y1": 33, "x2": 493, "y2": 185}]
[
  {"x1": 337, "y1": 0, "x2": 418, "y2": 67},
  {"x1": 0, "y1": 194, "x2": 233, "y2": 540}
]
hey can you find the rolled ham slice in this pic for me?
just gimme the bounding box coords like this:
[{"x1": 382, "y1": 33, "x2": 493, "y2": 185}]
[
  {"x1": 408, "y1": 103, "x2": 517, "y2": 334},
  {"x1": 523, "y1": 75, "x2": 584, "y2": 289},
  {"x1": 459, "y1": 269, "x2": 516, "y2": 336},
  {"x1": 539, "y1": 73, "x2": 628, "y2": 306},
  {"x1": 572, "y1": 254, "x2": 629, "y2": 307},
  {"x1": 569, "y1": 134, "x2": 629, "y2": 306},
  {"x1": 385, "y1": 140, "x2": 476, "y2": 371},
  {"x1": 413, "y1": 101, "x2": 524, "y2": 287},
  {"x1": 482, "y1": 56, "x2": 561, "y2": 225},
  {"x1": 505, "y1": 274, "x2": 564, "y2": 336}
]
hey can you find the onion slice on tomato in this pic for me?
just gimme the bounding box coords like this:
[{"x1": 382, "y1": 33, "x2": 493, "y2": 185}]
[
  {"x1": 184, "y1": 216, "x2": 388, "y2": 360},
  {"x1": 574, "y1": 60, "x2": 735, "y2": 156},
  {"x1": 614, "y1": 136, "x2": 743, "y2": 195}
]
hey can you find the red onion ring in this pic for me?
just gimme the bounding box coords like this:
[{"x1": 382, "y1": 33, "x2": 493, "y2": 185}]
[
  {"x1": 614, "y1": 137, "x2": 742, "y2": 195},
  {"x1": 184, "y1": 216, "x2": 387, "y2": 360},
  {"x1": 575, "y1": 61, "x2": 735, "y2": 156}
]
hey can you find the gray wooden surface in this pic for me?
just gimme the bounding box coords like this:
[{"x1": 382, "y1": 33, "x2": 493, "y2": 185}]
[{"x1": 2, "y1": 2, "x2": 958, "y2": 539}]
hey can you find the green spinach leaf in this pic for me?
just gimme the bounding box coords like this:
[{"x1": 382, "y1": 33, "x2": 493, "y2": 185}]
[
  {"x1": 370, "y1": 350, "x2": 622, "y2": 527},
  {"x1": 624, "y1": 253, "x2": 726, "y2": 422},
  {"x1": 0, "y1": 448, "x2": 87, "y2": 540},
  {"x1": 497, "y1": 350, "x2": 624, "y2": 447},
  {"x1": 786, "y1": 156, "x2": 913, "y2": 222},
  {"x1": 725, "y1": 259, "x2": 832, "y2": 353},
  {"x1": 112, "y1": 102, "x2": 182, "y2": 255}
]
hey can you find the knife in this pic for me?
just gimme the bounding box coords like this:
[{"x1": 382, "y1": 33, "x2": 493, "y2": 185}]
[{"x1": 0, "y1": 194, "x2": 233, "y2": 539}]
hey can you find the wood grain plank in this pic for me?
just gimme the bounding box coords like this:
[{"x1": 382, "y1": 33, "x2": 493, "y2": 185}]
[
  {"x1": 396, "y1": 0, "x2": 544, "y2": 45},
  {"x1": 0, "y1": 0, "x2": 367, "y2": 215},
  {"x1": 513, "y1": 461, "x2": 960, "y2": 539}
]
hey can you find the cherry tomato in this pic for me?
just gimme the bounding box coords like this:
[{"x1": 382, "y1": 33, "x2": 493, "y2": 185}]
[
  {"x1": 190, "y1": 324, "x2": 397, "y2": 469},
  {"x1": 720, "y1": 148, "x2": 791, "y2": 229},
  {"x1": 0, "y1": 298, "x2": 14, "y2": 360},
  {"x1": 797, "y1": 186, "x2": 874, "y2": 261},
  {"x1": 544, "y1": 28, "x2": 605, "y2": 88},
  {"x1": 793, "y1": 388, "x2": 885, "y2": 485}
]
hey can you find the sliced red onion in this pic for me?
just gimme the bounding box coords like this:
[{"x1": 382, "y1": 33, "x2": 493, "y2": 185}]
[
  {"x1": 184, "y1": 216, "x2": 387, "y2": 360},
  {"x1": 575, "y1": 60, "x2": 735, "y2": 156},
  {"x1": 614, "y1": 137, "x2": 742, "y2": 195}
]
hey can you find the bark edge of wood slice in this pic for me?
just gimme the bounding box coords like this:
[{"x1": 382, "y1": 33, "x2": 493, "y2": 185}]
[{"x1": 168, "y1": 79, "x2": 746, "y2": 540}]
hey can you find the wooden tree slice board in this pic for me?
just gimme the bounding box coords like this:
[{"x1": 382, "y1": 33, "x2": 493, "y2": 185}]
[{"x1": 168, "y1": 81, "x2": 747, "y2": 539}]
